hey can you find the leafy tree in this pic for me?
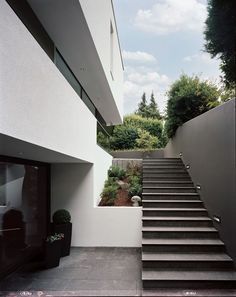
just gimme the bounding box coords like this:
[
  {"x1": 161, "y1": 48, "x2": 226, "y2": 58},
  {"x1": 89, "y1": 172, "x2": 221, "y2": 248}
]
[
  {"x1": 136, "y1": 92, "x2": 148, "y2": 117},
  {"x1": 204, "y1": 0, "x2": 236, "y2": 88},
  {"x1": 165, "y1": 74, "x2": 220, "y2": 138}
]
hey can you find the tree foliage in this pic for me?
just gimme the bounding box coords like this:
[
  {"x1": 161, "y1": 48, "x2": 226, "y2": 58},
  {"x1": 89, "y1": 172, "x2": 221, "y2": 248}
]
[
  {"x1": 136, "y1": 92, "x2": 162, "y2": 119},
  {"x1": 204, "y1": 0, "x2": 236, "y2": 88},
  {"x1": 165, "y1": 74, "x2": 220, "y2": 138}
]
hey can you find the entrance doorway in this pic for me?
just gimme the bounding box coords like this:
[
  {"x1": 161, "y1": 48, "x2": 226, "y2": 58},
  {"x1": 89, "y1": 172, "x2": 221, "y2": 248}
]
[{"x1": 0, "y1": 156, "x2": 50, "y2": 278}]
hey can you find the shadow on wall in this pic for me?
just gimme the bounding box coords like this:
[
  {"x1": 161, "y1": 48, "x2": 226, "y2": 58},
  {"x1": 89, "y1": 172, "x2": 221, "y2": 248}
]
[{"x1": 164, "y1": 99, "x2": 236, "y2": 262}]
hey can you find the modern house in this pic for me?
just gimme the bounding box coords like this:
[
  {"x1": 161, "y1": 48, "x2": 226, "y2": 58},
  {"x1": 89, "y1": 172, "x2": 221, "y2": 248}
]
[
  {"x1": 0, "y1": 0, "x2": 127, "y2": 278},
  {"x1": 1, "y1": 0, "x2": 236, "y2": 294}
]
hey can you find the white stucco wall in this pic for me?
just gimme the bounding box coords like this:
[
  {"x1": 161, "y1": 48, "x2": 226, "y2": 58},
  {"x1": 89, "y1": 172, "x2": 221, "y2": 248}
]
[
  {"x1": 79, "y1": 0, "x2": 124, "y2": 118},
  {"x1": 51, "y1": 145, "x2": 142, "y2": 247},
  {"x1": 0, "y1": 1, "x2": 96, "y2": 163}
]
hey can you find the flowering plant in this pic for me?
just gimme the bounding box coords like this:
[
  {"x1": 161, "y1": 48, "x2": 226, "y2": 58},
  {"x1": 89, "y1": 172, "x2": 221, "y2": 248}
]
[{"x1": 46, "y1": 233, "x2": 64, "y2": 243}]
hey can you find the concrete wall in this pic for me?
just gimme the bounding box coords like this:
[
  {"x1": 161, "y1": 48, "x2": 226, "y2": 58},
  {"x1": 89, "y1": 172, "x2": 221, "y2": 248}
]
[
  {"x1": 111, "y1": 149, "x2": 164, "y2": 159},
  {"x1": 165, "y1": 99, "x2": 236, "y2": 261},
  {"x1": 51, "y1": 146, "x2": 142, "y2": 247},
  {"x1": 0, "y1": 1, "x2": 96, "y2": 163},
  {"x1": 112, "y1": 159, "x2": 142, "y2": 171}
]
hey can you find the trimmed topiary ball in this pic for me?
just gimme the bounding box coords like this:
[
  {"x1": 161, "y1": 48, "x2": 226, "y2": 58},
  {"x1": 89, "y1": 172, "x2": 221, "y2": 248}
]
[{"x1": 53, "y1": 209, "x2": 71, "y2": 224}]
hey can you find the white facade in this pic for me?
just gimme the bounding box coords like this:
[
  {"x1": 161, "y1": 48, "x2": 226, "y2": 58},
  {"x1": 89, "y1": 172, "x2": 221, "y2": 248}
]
[{"x1": 0, "y1": 1, "x2": 141, "y2": 247}]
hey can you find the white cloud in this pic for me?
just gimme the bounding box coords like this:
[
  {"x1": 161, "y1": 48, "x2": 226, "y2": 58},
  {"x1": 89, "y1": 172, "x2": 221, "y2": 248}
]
[
  {"x1": 122, "y1": 50, "x2": 156, "y2": 63},
  {"x1": 123, "y1": 65, "x2": 171, "y2": 114},
  {"x1": 134, "y1": 0, "x2": 207, "y2": 35},
  {"x1": 183, "y1": 52, "x2": 219, "y2": 64}
]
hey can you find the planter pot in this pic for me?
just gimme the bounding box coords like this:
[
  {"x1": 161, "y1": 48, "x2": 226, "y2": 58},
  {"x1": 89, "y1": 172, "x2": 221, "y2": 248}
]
[
  {"x1": 53, "y1": 222, "x2": 72, "y2": 257},
  {"x1": 44, "y1": 240, "x2": 62, "y2": 269}
]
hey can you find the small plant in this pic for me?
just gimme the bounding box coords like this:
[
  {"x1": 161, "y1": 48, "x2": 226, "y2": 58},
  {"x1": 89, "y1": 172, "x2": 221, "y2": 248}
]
[
  {"x1": 46, "y1": 233, "x2": 64, "y2": 243},
  {"x1": 128, "y1": 175, "x2": 141, "y2": 186},
  {"x1": 128, "y1": 183, "x2": 142, "y2": 198},
  {"x1": 104, "y1": 177, "x2": 117, "y2": 187},
  {"x1": 53, "y1": 209, "x2": 71, "y2": 224},
  {"x1": 108, "y1": 165, "x2": 126, "y2": 180},
  {"x1": 101, "y1": 184, "x2": 118, "y2": 200},
  {"x1": 126, "y1": 161, "x2": 142, "y2": 177}
]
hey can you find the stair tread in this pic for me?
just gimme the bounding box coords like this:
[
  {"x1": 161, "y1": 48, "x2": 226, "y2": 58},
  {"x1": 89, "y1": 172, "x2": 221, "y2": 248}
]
[
  {"x1": 142, "y1": 238, "x2": 224, "y2": 245},
  {"x1": 142, "y1": 216, "x2": 211, "y2": 221},
  {"x1": 143, "y1": 181, "x2": 193, "y2": 183},
  {"x1": 142, "y1": 253, "x2": 232, "y2": 261},
  {"x1": 142, "y1": 200, "x2": 202, "y2": 203},
  {"x1": 142, "y1": 227, "x2": 217, "y2": 232},
  {"x1": 142, "y1": 193, "x2": 199, "y2": 195},
  {"x1": 142, "y1": 269, "x2": 236, "y2": 281},
  {"x1": 143, "y1": 186, "x2": 196, "y2": 189},
  {"x1": 143, "y1": 208, "x2": 207, "y2": 211}
]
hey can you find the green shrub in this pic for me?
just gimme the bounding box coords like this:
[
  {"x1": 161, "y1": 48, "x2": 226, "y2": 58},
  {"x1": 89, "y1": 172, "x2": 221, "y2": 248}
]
[
  {"x1": 101, "y1": 184, "x2": 118, "y2": 206},
  {"x1": 128, "y1": 175, "x2": 141, "y2": 186},
  {"x1": 128, "y1": 183, "x2": 142, "y2": 198},
  {"x1": 104, "y1": 177, "x2": 117, "y2": 187},
  {"x1": 108, "y1": 165, "x2": 126, "y2": 180},
  {"x1": 110, "y1": 125, "x2": 139, "y2": 150},
  {"x1": 53, "y1": 209, "x2": 71, "y2": 224},
  {"x1": 97, "y1": 131, "x2": 110, "y2": 150},
  {"x1": 126, "y1": 161, "x2": 142, "y2": 177},
  {"x1": 136, "y1": 129, "x2": 158, "y2": 149},
  {"x1": 124, "y1": 114, "x2": 162, "y2": 139}
]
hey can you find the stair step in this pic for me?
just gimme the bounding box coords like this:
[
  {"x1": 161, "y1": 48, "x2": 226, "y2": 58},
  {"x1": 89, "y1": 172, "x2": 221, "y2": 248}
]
[
  {"x1": 143, "y1": 187, "x2": 197, "y2": 193},
  {"x1": 143, "y1": 172, "x2": 189, "y2": 176},
  {"x1": 142, "y1": 216, "x2": 213, "y2": 227},
  {"x1": 143, "y1": 158, "x2": 181, "y2": 161},
  {"x1": 142, "y1": 269, "x2": 236, "y2": 289},
  {"x1": 143, "y1": 176, "x2": 191, "y2": 181},
  {"x1": 142, "y1": 226, "x2": 218, "y2": 239},
  {"x1": 142, "y1": 193, "x2": 199, "y2": 200},
  {"x1": 142, "y1": 253, "x2": 232, "y2": 262},
  {"x1": 143, "y1": 181, "x2": 194, "y2": 187},
  {"x1": 144, "y1": 169, "x2": 188, "y2": 173},
  {"x1": 143, "y1": 208, "x2": 208, "y2": 217},
  {"x1": 142, "y1": 253, "x2": 233, "y2": 269},
  {"x1": 142, "y1": 200, "x2": 203, "y2": 208},
  {"x1": 142, "y1": 238, "x2": 225, "y2": 253}
]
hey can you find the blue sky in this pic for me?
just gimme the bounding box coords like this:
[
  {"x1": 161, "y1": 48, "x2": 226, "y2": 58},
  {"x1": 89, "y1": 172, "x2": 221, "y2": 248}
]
[{"x1": 113, "y1": 0, "x2": 222, "y2": 115}]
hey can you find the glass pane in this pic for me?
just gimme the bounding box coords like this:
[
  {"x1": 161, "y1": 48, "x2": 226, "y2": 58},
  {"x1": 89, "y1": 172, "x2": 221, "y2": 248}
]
[{"x1": 0, "y1": 161, "x2": 48, "y2": 276}]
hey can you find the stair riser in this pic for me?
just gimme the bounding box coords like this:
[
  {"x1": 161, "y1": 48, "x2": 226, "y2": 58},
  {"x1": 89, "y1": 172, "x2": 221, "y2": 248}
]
[
  {"x1": 142, "y1": 245, "x2": 225, "y2": 253},
  {"x1": 143, "y1": 210, "x2": 208, "y2": 217},
  {"x1": 142, "y1": 194, "x2": 199, "y2": 200},
  {"x1": 143, "y1": 182, "x2": 194, "y2": 187},
  {"x1": 142, "y1": 220, "x2": 213, "y2": 227},
  {"x1": 142, "y1": 261, "x2": 234, "y2": 269},
  {"x1": 143, "y1": 188, "x2": 196, "y2": 193},
  {"x1": 142, "y1": 202, "x2": 203, "y2": 208},
  {"x1": 142, "y1": 280, "x2": 236, "y2": 289},
  {"x1": 142, "y1": 231, "x2": 218, "y2": 239}
]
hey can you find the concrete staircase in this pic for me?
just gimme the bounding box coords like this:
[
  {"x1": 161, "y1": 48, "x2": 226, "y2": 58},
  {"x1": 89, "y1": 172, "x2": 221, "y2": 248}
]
[{"x1": 142, "y1": 158, "x2": 236, "y2": 293}]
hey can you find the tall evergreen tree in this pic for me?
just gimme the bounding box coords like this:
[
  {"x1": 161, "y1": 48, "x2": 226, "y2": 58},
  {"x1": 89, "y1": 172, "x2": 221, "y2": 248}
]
[
  {"x1": 136, "y1": 92, "x2": 148, "y2": 117},
  {"x1": 148, "y1": 92, "x2": 161, "y2": 119}
]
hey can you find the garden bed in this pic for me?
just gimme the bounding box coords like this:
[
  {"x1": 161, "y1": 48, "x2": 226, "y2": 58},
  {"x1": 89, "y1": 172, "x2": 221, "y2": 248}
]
[{"x1": 99, "y1": 162, "x2": 142, "y2": 207}]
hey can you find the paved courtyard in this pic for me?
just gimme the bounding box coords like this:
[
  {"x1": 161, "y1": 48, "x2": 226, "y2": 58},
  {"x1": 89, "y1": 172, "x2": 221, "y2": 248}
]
[{"x1": 0, "y1": 247, "x2": 142, "y2": 296}]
